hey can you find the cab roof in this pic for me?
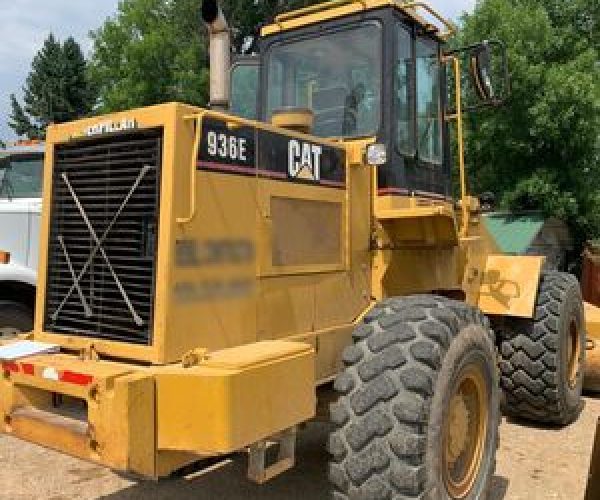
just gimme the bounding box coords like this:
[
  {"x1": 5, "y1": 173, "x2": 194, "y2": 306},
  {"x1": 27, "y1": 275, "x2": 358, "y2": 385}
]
[{"x1": 260, "y1": 0, "x2": 456, "y2": 41}]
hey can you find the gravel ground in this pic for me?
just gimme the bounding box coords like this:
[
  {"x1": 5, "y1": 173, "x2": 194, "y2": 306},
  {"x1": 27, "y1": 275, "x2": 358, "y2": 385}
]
[{"x1": 1, "y1": 396, "x2": 599, "y2": 500}]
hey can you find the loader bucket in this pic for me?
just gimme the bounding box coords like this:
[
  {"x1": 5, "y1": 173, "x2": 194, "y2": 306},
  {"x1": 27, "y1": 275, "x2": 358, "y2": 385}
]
[{"x1": 584, "y1": 303, "x2": 600, "y2": 392}]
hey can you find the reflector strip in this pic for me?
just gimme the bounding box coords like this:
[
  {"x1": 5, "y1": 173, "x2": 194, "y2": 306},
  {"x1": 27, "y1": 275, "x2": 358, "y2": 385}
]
[
  {"x1": 60, "y1": 370, "x2": 94, "y2": 386},
  {"x1": 2, "y1": 362, "x2": 19, "y2": 373},
  {"x1": 21, "y1": 363, "x2": 34, "y2": 375}
]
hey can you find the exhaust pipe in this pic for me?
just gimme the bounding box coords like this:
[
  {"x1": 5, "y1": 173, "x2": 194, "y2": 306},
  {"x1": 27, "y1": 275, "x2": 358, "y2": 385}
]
[{"x1": 202, "y1": 0, "x2": 231, "y2": 110}]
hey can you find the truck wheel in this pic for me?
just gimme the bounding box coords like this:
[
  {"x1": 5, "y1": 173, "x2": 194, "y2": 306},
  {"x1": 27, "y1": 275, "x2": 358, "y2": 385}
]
[
  {"x1": 329, "y1": 296, "x2": 500, "y2": 499},
  {"x1": 499, "y1": 272, "x2": 584, "y2": 425},
  {"x1": 0, "y1": 300, "x2": 33, "y2": 339}
]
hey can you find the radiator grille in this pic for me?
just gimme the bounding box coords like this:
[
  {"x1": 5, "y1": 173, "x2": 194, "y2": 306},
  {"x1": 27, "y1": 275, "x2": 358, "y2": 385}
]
[{"x1": 43, "y1": 129, "x2": 163, "y2": 345}]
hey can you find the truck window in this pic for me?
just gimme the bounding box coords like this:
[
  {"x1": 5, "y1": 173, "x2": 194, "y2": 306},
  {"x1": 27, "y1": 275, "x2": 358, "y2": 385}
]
[
  {"x1": 0, "y1": 155, "x2": 43, "y2": 199},
  {"x1": 395, "y1": 23, "x2": 415, "y2": 156},
  {"x1": 416, "y1": 38, "x2": 442, "y2": 165}
]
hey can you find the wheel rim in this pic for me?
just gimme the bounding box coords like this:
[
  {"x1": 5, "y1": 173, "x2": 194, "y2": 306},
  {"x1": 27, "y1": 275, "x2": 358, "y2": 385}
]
[
  {"x1": 442, "y1": 364, "x2": 488, "y2": 499},
  {"x1": 567, "y1": 319, "x2": 581, "y2": 388}
]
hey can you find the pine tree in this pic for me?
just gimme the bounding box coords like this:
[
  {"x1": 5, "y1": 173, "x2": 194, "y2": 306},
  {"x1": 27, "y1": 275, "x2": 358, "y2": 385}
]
[{"x1": 9, "y1": 34, "x2": 96, "y2": 139}]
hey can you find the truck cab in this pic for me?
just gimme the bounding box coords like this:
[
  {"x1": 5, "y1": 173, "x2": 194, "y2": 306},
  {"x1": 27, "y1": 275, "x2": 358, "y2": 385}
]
[{"x1": 0, "y1": 143, "x2": 44, "y2": 336}]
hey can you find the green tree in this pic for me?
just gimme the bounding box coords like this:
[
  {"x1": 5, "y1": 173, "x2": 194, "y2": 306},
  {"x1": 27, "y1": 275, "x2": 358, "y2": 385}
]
[
  {"x1": 89, "y1": 0, "x2": 209, "y2": 112},
  {"x1": 10, "y1": 34, "x2": 96, "y2": 139},
  {"x1": 0, "y1": 140, "x2": 5, "y2": 149},
  {"x1": 458, "y1": 0, "x2": 600, "y2": 246},
  {"x1": 89, "y1": 0, "x2": 321, "y2": 112}
]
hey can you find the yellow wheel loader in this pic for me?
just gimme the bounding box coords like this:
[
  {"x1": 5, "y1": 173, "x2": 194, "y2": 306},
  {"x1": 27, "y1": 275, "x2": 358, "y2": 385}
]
[{"x1": 0, "y1": 0, "x2": 591, "y2": 498}]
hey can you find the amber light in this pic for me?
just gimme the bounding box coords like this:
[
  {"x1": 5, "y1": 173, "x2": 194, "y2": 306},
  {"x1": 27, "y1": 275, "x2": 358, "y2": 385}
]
[{"x1": 0, "y1": 251, "x2": 10, "y2": 264}]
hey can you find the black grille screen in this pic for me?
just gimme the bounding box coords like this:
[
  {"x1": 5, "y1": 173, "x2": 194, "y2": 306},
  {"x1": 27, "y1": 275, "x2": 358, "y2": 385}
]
[{"x1": 44, "y1": 129, "x2": 163, "y2": 345}]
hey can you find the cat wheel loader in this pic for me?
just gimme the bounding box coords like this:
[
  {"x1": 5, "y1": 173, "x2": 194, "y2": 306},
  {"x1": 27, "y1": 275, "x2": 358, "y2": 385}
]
[{"x1": 0, "y1": 0, "x2": 593, "y2": 498}]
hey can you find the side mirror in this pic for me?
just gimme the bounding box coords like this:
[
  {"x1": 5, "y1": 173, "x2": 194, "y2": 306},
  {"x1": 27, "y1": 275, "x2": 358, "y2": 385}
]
[
  {"x1": 470, "y1": 43, "x2": 494, "y2": 101},
  {"x1": 468, "y1": 40, "x2": 509, "y2": 107},
  {"x1": 0, "y1": 157, "x2": 12, "y2": 198},
  {"x1": 445, "y1": 39, "x2": 510, "y2": 112}
]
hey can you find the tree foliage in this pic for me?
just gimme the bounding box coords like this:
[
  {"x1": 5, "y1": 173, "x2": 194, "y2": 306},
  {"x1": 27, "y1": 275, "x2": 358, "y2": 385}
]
[
  {"x1": 9, "y1": 34, "x2": 96, "y2": 139},
  {"x1": 89, "y1": 0, "x2": 320, "y2": 112},
  {"x1": 89, "y1": 0, "x2": 210, "y2": 112},
  {"x1": 458, "y1": 0, "x2": 600, "y2": 244}
]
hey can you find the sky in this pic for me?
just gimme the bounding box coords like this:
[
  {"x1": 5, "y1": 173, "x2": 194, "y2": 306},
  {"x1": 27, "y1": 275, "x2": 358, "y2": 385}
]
[{"x1": 0, "y1": 0, "x2": 476, "y2": 142}]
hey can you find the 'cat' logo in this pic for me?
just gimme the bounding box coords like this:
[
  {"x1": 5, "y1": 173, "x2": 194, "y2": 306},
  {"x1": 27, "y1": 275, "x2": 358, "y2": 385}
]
[{"x1": 288, "y1": 140, "x2": 322, "y2": 182}]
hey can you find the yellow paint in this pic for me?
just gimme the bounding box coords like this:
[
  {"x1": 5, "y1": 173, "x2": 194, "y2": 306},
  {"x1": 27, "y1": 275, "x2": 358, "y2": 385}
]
[
  {"x1": 477, "y1": 255, "x2": 544, "y2": 318},
  {"x1": 586, "y1": 302, "x2": 600, "y2": 341},
  {"x1": 262, "y1": 0, "x2": 456, "y2": 40},
  {"x1": 0, "y1": 340, "x2": 314, "y2": 477}
]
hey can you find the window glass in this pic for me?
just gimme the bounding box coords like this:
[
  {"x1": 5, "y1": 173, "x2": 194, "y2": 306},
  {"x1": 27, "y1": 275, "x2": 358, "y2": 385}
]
[
  {"x1": 266, "y1": 23, "x2": 382, "y2": 138},
  {"x1": 395, "y1": 24, "x2": 414, "y2": 155},
  {"x1": 416, "y1": 39, "x2": 442, "y2": 164},
  {"x1": 231, "y1": 63, "x2": 259, "y2": 120},
  {"x1": 0, "y1": 156, "x2": 43, "y2": 199}
]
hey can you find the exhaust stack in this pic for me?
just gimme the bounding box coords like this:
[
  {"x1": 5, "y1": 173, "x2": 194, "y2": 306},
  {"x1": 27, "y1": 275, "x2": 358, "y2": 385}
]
[{"x1": 202, "y1": 0, "x2": 231, "y2": 110}]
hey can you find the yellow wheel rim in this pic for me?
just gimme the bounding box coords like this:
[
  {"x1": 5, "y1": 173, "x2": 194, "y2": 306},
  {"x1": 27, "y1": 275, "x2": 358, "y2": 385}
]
[
  {"x1": 567, "y1": 319, "x2": 581, "y2": 389},
  {"x1": 442, "y1": 364, "x2": 488, "y2": 499}
]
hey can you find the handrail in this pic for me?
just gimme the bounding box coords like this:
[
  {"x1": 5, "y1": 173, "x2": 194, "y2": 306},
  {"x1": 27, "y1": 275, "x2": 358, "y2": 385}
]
[
  {"x1": 177, "y1": 113, "x2": 205, "y2": 224},
  {"x1": 275, "y1": 0, "x2": 367, "y2": 24},
  {"x1": 443, "y1": 55, "x2": 470, "y2": 238},
  {"x1": 397, "y1": 1, "x2": 457, "y2": 39}
]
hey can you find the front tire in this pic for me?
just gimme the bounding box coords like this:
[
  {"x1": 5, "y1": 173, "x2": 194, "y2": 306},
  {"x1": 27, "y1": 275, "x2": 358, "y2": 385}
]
[
  {"x1": 328, "y1": 296, "x2": 500, "y2": 499},
  {"x1": 499, "y1": 272, "x2": 584, "y2": 424},
  {"x1": 0, "y1": 300, "x2": 33, "y2": 339}
]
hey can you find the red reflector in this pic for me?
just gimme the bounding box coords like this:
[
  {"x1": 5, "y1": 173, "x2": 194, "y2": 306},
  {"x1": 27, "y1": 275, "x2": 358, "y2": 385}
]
[
  {"x1": 60, "y1": 370, "x2": 93, "y2": 386},
  {"x1": 2, "y1": 362, "x2": 19, "y2": 373},
  {"x1": 21, "y1": 363, "x2": 34, "y2": 375}
]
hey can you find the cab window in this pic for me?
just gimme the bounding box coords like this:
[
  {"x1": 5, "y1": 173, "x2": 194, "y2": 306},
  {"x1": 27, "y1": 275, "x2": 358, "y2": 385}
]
[
  {"x1": 0, "y1": 155, "x2": 43, "y2": 199},
  {"x1": 266, "y1": 22, "x2": 382, "y2": 138},
  {"x1": 395, "y1": 23, "x2": 415, "y2": 155},
  {"x1": 230, "y1": 62, "x2": 259, "y2": 120},
  {"x1": 416, "y1": 38, "x2": 443, "y2": 164}
]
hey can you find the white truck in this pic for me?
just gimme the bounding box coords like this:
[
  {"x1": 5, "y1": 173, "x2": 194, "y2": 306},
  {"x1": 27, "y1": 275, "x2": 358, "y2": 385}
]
[{"x1": 0, "y1": 143, "x2": 44, "y2": 337}]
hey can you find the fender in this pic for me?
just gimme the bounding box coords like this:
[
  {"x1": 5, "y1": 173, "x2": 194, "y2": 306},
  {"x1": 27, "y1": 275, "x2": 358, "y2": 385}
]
[
  {"x1": 476, "y1": 255, "x2": 544, "y2": 318},
  {"x1": 0, "y1": 262, "x2": 37, "y2": 287}
]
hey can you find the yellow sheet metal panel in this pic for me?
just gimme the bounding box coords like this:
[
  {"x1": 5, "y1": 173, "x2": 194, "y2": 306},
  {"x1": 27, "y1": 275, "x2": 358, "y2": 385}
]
[
  {"x1": 0, "y1": 356, "x2": 155, "y2": 476},
  {"x1": 585, "y1": 302, "x2": 600, "y2": 343},
  {"x1": 478, "y1": 255, "x2": 544, "y2": 318},
  {"x1": 156, "y1": 341, "x2": 315, "y2": 454}
]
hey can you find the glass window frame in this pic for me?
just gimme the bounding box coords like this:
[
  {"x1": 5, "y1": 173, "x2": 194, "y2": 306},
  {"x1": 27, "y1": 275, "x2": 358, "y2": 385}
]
[
  {"x1": 230, "y1": 57, "x2": 260, "y2": 120},
  {"x1": 393, "y1": 20, "x2": 416, "y2": 157},
  {"x1": 261, "y1": 19, "x2": 385, "y2": 140},
  {"x1": 415, "y1": 34, "x2": 444, "y2": 166}
]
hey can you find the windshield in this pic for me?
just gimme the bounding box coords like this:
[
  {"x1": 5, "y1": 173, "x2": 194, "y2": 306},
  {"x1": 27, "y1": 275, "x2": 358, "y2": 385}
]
[
  {"x1": 0, "y1": 155, "x2": 43, "y2": 199},
  {"x1": 266, "y1": 22, "x2": 382, "y2": 138}
]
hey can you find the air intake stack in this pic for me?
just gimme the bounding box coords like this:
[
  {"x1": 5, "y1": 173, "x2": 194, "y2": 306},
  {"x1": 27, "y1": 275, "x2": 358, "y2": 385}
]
[{"x1": 202, "y1": 0, "x2": 231, "y2": 110}]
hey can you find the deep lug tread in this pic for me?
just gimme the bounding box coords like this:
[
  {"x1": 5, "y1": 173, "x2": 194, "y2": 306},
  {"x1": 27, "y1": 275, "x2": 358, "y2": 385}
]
[
  {"x1": 499, "y1": 271, "x2": 585, "y2": 424},
  {"x1": 329, "y1": 295, "x2": 499, "y2": 499}
]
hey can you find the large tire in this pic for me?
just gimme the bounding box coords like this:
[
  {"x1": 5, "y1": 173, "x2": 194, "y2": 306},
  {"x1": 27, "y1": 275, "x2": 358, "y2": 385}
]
[
  {"x1": 499, "y1": 271, "x2": 584, "y2": 424},
  {"x1": 0, "y1": 300, "x2": 33, "y2": 339},
  {"x1": 329, "y1": 296, "x2": 500, "y2": 499}
]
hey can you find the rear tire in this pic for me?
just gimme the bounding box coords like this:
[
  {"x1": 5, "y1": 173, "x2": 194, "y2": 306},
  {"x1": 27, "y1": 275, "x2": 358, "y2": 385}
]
[
  {"x1": 328, "y1": 296, "x2": 500, "y2": 499},
  {"x1": 499, "y1": 271, "x2": 584, "y2": 424},
  {"x1": 0, "y1": 300, "x2": 33, "y2": 339}
]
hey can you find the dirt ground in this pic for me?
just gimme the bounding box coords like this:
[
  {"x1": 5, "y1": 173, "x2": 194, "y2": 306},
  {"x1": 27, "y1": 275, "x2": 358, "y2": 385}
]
[{"x1": 1, "y1": 395, "x2": 599, "y2": 500}]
